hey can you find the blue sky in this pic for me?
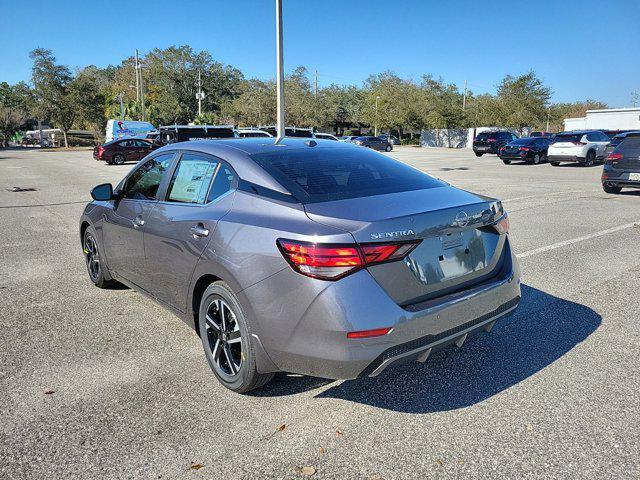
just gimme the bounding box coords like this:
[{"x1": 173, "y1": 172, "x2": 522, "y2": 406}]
[{"x1": 1, "y1": 0, "x2": 638, "y2": 106}]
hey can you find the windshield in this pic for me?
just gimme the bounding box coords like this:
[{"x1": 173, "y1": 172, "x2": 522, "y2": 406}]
[
  {"x1": 251, "y1": 147, "x2": 445, "y2": 203},
  {"x1": 553, "y1": 133, "x2": 583, "y2": 143}
]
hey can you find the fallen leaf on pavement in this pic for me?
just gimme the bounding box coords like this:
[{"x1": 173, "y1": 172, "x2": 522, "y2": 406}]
[
  {"x1": 318, "y1": 447, "x2": 326, "y2": 455},
  {"x1": 436, "y1": 459, "x2": 444, "y2": 466},
  {"x1": 44, "y1": 389, "x2": 55, "y2": 395},
  {"x1": 295, "y1": 466, "x2": 316, "y2": 476},
  {"x1": 277, "y1": 423, "x2": 286, "y2": 432},
  {"x1": 335, "y1": 429, "x2": 343, "y2": 436},
  {"x1": 190, "y1": 463, "x2": 205, "y2": 471}
]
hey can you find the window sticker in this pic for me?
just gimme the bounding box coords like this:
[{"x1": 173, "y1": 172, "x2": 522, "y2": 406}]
[{"x1": 169, "y1": 160, "x2": 217, "y2": 204}]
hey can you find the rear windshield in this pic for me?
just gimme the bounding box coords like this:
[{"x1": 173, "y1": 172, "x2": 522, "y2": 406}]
[
  {"x1": 286, "y1": 129, "x2": 314, "y2": 138},
  {"x1": 553, "y1": 133, "x2": 582, "y2": 143},
  {"x1": 617, "y1": 136, "x2": 640, "y2": 154},
  {"x1": 508, "y1": 138, "x2": 533, "y2": 146},
  {"x1": 251, "y1": 147, "x2": 445, "y2": 203},
  {"x1": 609, "y1": 136, "x2": 624, "y2": 147},
  {"x1": 475, "y1": 132, "x2": 495, "y2": 140}
]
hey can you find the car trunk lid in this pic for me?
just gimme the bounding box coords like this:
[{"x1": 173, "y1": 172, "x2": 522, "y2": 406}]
[{"x1": 304, "y1": 186, "x2": 507, "y2": 306}]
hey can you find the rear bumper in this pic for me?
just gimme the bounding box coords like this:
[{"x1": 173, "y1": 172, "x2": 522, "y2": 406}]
[
  {"x1": 499, "y1": 154, "x2": 527, "y2": 160},
  {"x1": 602, "y1": 170, "x2": 640, "y2": 188},
  {"x1": 243, "y1": 237, "x2": 521, "y2": 379},
  {"x1": 548, "y1": 154, "x2": 583, "y2": 163},
  {"x1": 473, "y1": 145, "x2": 499, "y2": 154}
]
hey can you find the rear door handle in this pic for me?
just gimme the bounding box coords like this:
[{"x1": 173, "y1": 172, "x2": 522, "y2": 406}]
[
  {"x1": 190, "y1": 224, "x2": 209, "y2": 238},
  {"x1": 133, "y1": 216, "x2": 145, "y2": 228}
]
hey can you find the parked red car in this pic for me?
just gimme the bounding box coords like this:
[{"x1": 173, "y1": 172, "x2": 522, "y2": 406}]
[{"x1": 93, "y1": 138, "x2": 157, "y2": 165}]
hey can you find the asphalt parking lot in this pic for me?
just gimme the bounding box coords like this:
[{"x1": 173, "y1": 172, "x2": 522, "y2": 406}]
[{"x1": 1, "y1": 146, "x2": 639, "y2": 479}]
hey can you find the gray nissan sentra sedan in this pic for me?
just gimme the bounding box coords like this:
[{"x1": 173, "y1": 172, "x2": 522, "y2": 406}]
[{"x1": 80, "y1": 138, "x2": 521, "y2": 393}]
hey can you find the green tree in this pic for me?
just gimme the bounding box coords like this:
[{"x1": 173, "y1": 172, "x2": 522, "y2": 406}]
[
  {"x1": 229, "y1": 79, "x2": 276, "y2": 126},
  {"x1": 70, "y1": 68, "x2": 107, "y2": 143},
  {"x1": 29, "y1": 48, "x2": 76, "y2": 147},
  {"x1": 362, "y1": 71, "x2": 415, "y2": 136},
  {"x1": 495, "y1": 72, "x2": 551, "y2": 133},
  {"x1": 0, "y1": 82, "x2": 31, "y2": 147}
]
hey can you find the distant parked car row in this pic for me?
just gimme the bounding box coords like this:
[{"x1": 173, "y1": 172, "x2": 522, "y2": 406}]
[
  {"x1": 94, "y1": 124, "x2": 347, "y2": 165},
  {"x1": 471, "y1": 128, "x2": 640, "y2": 195}
]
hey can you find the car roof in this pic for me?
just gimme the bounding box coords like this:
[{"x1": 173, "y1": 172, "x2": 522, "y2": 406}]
[
  {"x1": 557, "y1": 130, "x2": 601, "y2": 134},
  {"x1": 152, "y1": 138, "x2": 359, "y2": 195},
  {"x1": 614, "y1": 130, "x2": 640, "y2": 138}
]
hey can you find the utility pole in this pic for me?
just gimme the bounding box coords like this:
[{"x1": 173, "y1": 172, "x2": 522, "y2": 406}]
[
  {"x1": 136, "y1": 49, "x2": 146, "y2": 121},
  {"x1": 197, "y1": 70, "x2": 203, "y2": 116},
  {"x1": 546, "y1": 107, "x2": 551, "y2": 132},
  {"x1": 274, "y1": 0, "x2": 285, "y2": 144},
  {"x1": 314, "y1": 70, "x2": 318, "y2": 97},
  {"x1": 462, "y1": 79, "x2": 467, "y2": 111},
  {"x1": 134, "y1": 53, "x2": 140, "y2": 105},
  {"x1": 116, "y1": 93, "x2": 125, "y2": 120},
  {"x1": 375, "y1": 95, "x2": 380, "y2": 137}
]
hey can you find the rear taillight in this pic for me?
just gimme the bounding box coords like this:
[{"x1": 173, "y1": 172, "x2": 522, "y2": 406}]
[
  {"x1": 277, "y1": 239, "x2": 420, "y2": 280},
  {"x1": 607, "y1": 153, "x2": 622, "y2": 163},
  {"x1": 487, "y1": 138, "x2": 497, "y2": 142},
  {"x1": 494, "y1": 215, "x2": 510, "y2": 235},
  {"x1": 572, "y1": 141, "x2": 587, "y2": 146},
  {"x1": 519, "y1": 147, "x2": 530, "y2": 151}
]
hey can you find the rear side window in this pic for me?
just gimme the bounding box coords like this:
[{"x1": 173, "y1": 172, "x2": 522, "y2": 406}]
[
  {"x1": 251, "y1": 147, "x2": 445, "y2": 203},
  {"x1": 167, "y1": 153, "x2": 218, "y2": 204},
  {"x1": 207, "y1": 164, "x2": 237, "y2": 202}
]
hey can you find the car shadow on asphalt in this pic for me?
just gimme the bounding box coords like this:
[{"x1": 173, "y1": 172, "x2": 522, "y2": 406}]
[{"x1": 304, "y1": 284, "x2": 601, "y2": 413}]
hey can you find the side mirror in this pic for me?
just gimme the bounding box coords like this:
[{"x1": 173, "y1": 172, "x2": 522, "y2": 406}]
[{"x1": 90, "y1": 183, "x2": 114, "y2": 201}]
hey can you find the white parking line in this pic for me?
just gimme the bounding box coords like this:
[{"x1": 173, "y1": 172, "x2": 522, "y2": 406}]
[
  {"x1": 516, "y1": 222, "x2": 639, "y2": 259},
  {"x1": 503, "y1": 189, "x2": 599, "y2": 202}
]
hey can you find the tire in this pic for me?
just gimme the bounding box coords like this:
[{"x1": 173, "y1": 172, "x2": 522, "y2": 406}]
[
  {"x1": 112, "y1": 153, "x2": 126, "y2": 165},
  {"x1": 475, "y1": 152, "x2": 483, "y2": 157},
  {"x1": 530, "y1": 154, "x2": 541, "y2": 165},
  {"x1": 83, "y1": 228, "x2": 120, "y2": 289},
  {"x1": 198, "y1": 281, "x2": 275, "y2": 393},
  {"x1": 502, "y1": 159, "x2": 511, "y2": 165},
  {"x1": 603, "y1": 185, "x2": 622, "y2": 194},
  {"x1": 550, "y1": 161, "x2": 560, "y2": 166},
  {"x1": 584, "y1": 150, "x2": 595, "y2": 167},
  {"x1": 385, "y1": 145, "x2": 392, "y2": 152}
]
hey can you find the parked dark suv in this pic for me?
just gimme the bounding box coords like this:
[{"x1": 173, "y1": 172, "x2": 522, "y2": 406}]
[
  {"x1": 473, "y1": 131, "x2": 518, "y2": 156},
  {"x1": 93, "y1": 138, "x2": 157, "y2": 165},
  {"x1": 353, "y1": 136, "x2": 392, "y2": 152},
  {"x1": 499, "y1": 137, "x2": 553, "y2": 165},
  {"x1": 603, "y1": 130, "x2": 640, "y2": 159},
  {"x1": 601, "y1": 132, "x2": 640, "y2": 194}
]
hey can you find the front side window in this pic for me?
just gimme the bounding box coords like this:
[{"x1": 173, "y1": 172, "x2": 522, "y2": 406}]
[
  {"x1": 167, "y1": 153, "x2": 219, "y2": 204},
  {"x1": 122, "y1": 153, "x2": 175, "y2": 200}
]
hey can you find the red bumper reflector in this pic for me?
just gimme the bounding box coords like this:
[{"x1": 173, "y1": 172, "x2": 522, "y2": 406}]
[{"x1": 347, "y1": 327, "x2": 392, "y2": 339}]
